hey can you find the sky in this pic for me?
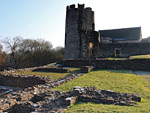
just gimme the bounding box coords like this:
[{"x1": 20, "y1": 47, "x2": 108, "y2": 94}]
[{"x1": 0, "y1": 0, "x2": 150, "y2": 48}]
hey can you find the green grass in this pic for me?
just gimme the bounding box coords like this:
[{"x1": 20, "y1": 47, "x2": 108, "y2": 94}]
[
  {"x1": 47, "y1": 62, "x2": 57, "y2": 66},
  {"x1": 105, "y1": 54, "x2": 150, "y2": 60},
  {"x1": 106, "y1": 58, "x2": 128, "y2": 60},
  {"x1": 54, "y1": 70, "x2": 150, "y2": 113},
  {"x1": 129, "y1": 54, "x2": 150, "y2": 59},
  {"x1": 17, "y1": 67, "x2": 80, "y2": 80}
]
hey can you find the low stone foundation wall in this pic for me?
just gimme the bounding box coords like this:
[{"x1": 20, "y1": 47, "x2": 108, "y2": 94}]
[
  {"x1": 32, "y1": 67, "x2": 70, "y2": 73},
  {"x1": 73, "y1": 86, "x2": 141, "y2": 105},
  {"x1": 0, "y1": 65, "x2": 55, "y2": 75},
  {"x1": 62, "y1": 59, "x2": 150, "y2": 71},
  {"x1": 0, "y1": 73, "x2": 84, "y2": 112},
  {"x1": 2, "y1": 67, "x2": 36, "y2": 75},
  {"x1": 0, "y1": 74, "x2": 51, "y2": 88}
]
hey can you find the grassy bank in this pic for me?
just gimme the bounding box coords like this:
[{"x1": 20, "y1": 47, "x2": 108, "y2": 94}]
[{"x1": 54, "y1": 70, "x2": 150, "y2": 112}]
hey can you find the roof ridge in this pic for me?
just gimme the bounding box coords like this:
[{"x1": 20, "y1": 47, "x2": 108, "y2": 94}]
[{"x1": 99, "y1": 26, "x2": 141, "y2": 31}]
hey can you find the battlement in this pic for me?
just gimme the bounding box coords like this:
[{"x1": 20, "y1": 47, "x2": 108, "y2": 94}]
[
  {"x1": 67, "y1": 4, "x2": 93, "y2": 11},
  {"x1": 85, "y1": 7, "x2": 92, "y2": 11},
  {"x1": 78, "y1": 4, "x2": 85, "y2": 9}
]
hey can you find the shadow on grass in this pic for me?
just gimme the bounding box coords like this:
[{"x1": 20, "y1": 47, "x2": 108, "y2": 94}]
[
  {"x1": 70, "y1": 70, "x2": 81, "y2": 74},
  {"x1": 73, "y1": 101, "x2": 133, "y2": 107},
  {"x1": 31, "y1": 68, "x2": 80, "y2": 74},
  {"x1": 93, "y1": 69, "x2": 134, "y2": 74}
]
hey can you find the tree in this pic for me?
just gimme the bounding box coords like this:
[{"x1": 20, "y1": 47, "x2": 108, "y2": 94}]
[
  {"x1": 3, "y1": 37, "x2": 54, "y2": 68},
  {"x1": 3, "y1": 37, "x2": 25, "y2": 69},
  {"x1": 0, "y1": 44, "x2": 8, "y2": 70},
  {"x1": 25, "y1": 39, "x2": 53, "y2": 67},
  {"x1": 53, "y1": 46, "x2": 64, "y2": 62},
  {"x1": 3, "y1": 37, "x2": 64, "y2": 68}
]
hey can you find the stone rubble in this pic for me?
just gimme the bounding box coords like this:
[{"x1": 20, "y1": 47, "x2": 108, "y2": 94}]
[
  {"x1": 0, "y1": 67, "x2": 141, "y2": 113},
  {"x1": 31, "y1": 87, "x2": 141, "y2": 113},
  {"x1": 0, "y1": 73, "x2": 83, "y2": 112},
  {"x1": 74, "y1": 87, "x2": 141, "y2": 106},
  {"x1": 1, "y1": 85, "x2": 141, "y2": 113}
]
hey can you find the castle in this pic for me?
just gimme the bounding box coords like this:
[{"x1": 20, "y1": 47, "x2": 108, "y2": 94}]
[{"x1": 64, "y1": 4, "x2": 150, "y2": 59}]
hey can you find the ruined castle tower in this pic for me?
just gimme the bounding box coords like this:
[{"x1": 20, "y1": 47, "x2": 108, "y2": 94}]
[{"x1": 64, "y1": 4, "x2": 99, "y2": 59}]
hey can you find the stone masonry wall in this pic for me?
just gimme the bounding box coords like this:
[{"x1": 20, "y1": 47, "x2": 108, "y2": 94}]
[
  {"x1": 62, "y1": 59, "x2": 150, "y2": 71},
  {"x1": 64, "y1": 4, "x2": 95, "y2": 59},
  {"x1": 65, "y1": 4, "x2": 80, "y2": 59},
  {"x1": 0, "y1": 74, "x2": 50, "y2": 88},
  {"x1": 64, "y1": 4, "x2": 150, "y2": 59},
  {"x1": 98, "y1": 43, "x2": 150, "y2": 58}
]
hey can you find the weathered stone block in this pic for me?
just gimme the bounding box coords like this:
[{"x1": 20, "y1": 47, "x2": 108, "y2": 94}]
[{"x1": 81, "y1": 66, "x2": 93, "y2": 73}]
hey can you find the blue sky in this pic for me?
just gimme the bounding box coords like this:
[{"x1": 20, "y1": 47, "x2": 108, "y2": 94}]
[{"x1": 0, "y1": 0, "x2": 150, "y2": 48}]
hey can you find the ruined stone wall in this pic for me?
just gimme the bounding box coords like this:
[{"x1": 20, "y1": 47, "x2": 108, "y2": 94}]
[
  {"x1": 0, "y1": 74, "x2": 50, "y2": 88},
  {"x1": 64, "y1": 4, "x2": 150, "y2": 59},
  {"x1": 98, "y1": 43, "x2": 150, "y2": 58},
  {"x1": 64, "y1": 4, "x2": 95, "y2": 59},
  {"x1": 62, "y1": 59, "x2": 150, "y2": 71},
  {"x1": 32, "y1": 67, "x2": 70, "y2": 73},
  {"x1": 0, "y1": 73, "x2": 84, "y2": 112}
]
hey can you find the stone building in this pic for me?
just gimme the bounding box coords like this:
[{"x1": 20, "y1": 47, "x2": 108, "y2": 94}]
[
  {"x1": 64, "y1": 4, "x2": 150, "y2": 59},
  {"x1": 100, "y1": 27, "x2": 142, "y2": 44}
]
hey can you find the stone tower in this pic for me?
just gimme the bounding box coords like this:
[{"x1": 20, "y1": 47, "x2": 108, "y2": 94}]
[{"x1": 64, "y1": 4, "x2": 99, "y2": 59}]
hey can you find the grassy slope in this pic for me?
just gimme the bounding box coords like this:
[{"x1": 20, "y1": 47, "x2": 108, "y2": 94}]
[
  {"x1": 54, "y1": 70, "x2": 150, "y2": 113},
  {"x1": 17, "y1": 68, "x2": 80, "y2": 80}
]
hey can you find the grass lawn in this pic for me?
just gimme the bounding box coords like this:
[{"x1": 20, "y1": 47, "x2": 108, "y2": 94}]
[
  {"x1": 129, "y1": 54, "x2": 150, "y2": 59},
  {"x1": 106, "y1": 58, "x2": 128, "y2": 60},
  {"x1": 54, "y1": 70, "x2": 150, "y2": 113},
  {"x1": 17, "y1": 67, "x2": 80, "y2": 80},
  {"x1": 105, "y1": 54, "x2": 150, "y2": 60}
]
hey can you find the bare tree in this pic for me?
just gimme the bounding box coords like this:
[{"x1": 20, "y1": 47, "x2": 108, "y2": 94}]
[
  {"x1": 3, "y1": 37, "x2": 64, "y2": 68},
  {"x1": 3, "y1": 36, "x2": 27, "y2": 69},
  {"x1": 3, "y1": 37, "x2": 54, "y2": 68},
  {"x1": 0, "y1": 44, "x2": 8, "y2": 70}
]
